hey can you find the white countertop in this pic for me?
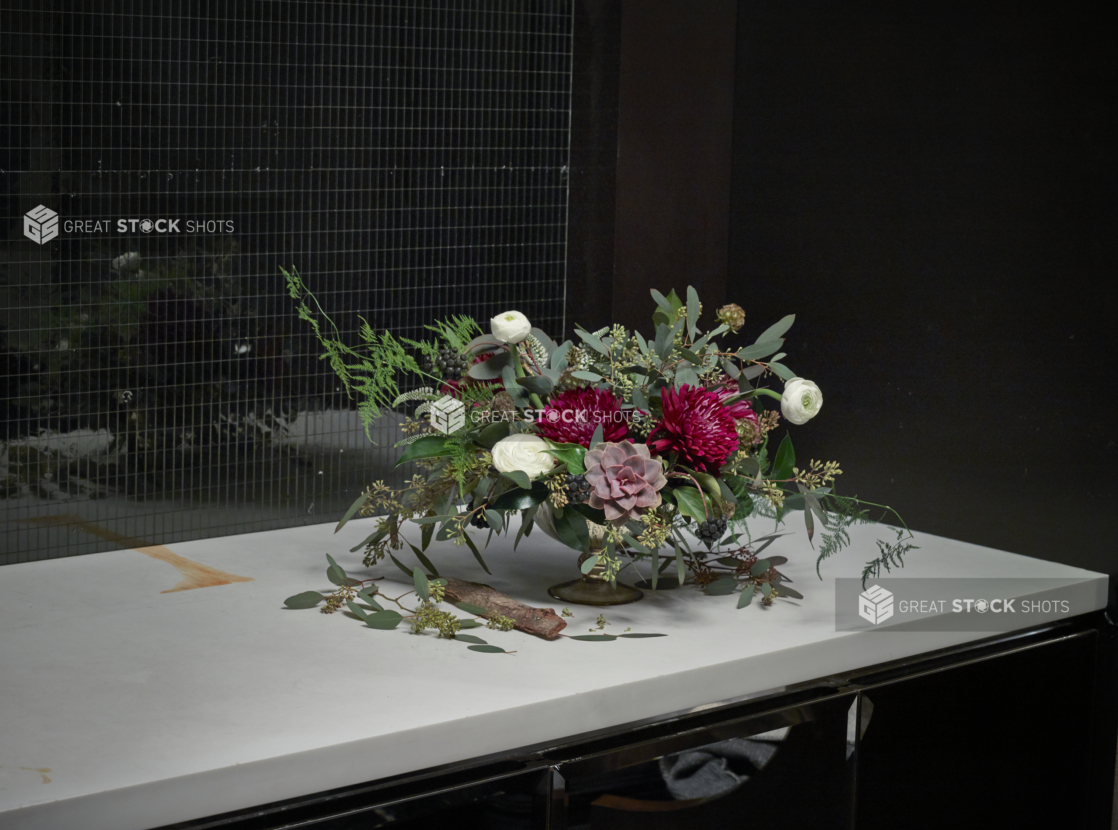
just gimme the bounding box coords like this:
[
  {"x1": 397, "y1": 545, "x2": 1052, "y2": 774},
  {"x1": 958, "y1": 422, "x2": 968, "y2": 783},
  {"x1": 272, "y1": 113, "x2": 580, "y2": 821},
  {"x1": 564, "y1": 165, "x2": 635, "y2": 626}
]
[{"x1": 0, "y1": 515, "x2": 1108, "y2": 830}]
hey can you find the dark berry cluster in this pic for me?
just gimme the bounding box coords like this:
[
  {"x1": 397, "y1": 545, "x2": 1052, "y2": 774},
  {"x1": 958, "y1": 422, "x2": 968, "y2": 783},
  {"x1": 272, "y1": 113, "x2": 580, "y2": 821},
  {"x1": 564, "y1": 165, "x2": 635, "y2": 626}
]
[
  {"x1": 469, "y1": 507, "x2": 490, "y2": 528},
  {"x1": 423, "y1": 346, "x2": 469, "y2": 380},
  {"x1": 564, "y1": 473, "x2": 592, "y2": 504},
  {"x1": 697, "y1": 516, "x2": 728, "y2": 549}
]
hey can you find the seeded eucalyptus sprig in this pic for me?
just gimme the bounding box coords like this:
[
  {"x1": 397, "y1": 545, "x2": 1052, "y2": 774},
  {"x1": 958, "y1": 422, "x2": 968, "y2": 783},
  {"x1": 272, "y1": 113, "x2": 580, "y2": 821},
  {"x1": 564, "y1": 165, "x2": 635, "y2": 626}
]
[{"x1": 284, "y1": 555, "x2": 665, "y2": 653}]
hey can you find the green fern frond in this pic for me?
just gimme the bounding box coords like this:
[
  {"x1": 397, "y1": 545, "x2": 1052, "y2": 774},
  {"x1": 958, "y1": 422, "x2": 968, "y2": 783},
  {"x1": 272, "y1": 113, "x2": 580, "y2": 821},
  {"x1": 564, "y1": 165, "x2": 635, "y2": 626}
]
[
  {"x1": 391, "y1": 387, "x2": 440, "y2": 407},
  {"x1": 423, "y1": 316, "x2": 483, "y2": 352},
  {"x1": 861, "y1": 529, "x2": 920, "y2": 587},
  {"x1": 281, "y1": 266, "x2": 436, "y2": 436}
]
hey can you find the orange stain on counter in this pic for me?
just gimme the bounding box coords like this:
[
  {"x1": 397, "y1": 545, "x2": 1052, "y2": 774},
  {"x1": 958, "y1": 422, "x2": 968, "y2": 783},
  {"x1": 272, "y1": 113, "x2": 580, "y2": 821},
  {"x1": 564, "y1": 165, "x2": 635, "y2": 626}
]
[
  {"x1": 0, "y1": 766, "x2": 52, "y2": 784},
  {"x1": 22, "y1": 516, "x2": 254, "y2": 593}
]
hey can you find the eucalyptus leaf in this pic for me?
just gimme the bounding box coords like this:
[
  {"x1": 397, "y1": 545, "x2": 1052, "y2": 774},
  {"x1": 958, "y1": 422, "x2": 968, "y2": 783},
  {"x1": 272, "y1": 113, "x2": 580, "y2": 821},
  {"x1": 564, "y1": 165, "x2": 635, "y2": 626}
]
[
  {"x1": 762, "y1": 582, "x2": 773, "y2": 598},
  {"x1": 631, "y1": 386, "x2": 650, "y2": 413},
  {"x1": 348, "y1": 526, "x2": 388, "y2": 553},
  {"x1": 568, "y1": 634, "x2": 617, "y2": 642},
  {"x1": 484, "y1": 509, "x2": 504, "y2": 532},
  {"x1": 580, "y1": 554, "x2": 600, "y2": 574},
  {"x1": 755, "y1": 313, "x2": 795, "y2": 345},
  {"x1": 750, "y1": 559, "x2": 771, "y2": 576},
  {"x1": 326, "y1": 564, "x2": 348, "y2": 587},
  {"x1": 736, "y1": 338, "x2": 784, "y2": 362},
  {"x1": 551, "y1": 505, "x2": 591, "y2": 552},
  {"x1": 550, "y1": 340, "x2": 573, "y2": 370},
  {"x1": 769, "y1": 361, "x2": 796, "y2": 382},
  {"x1": 462, "y1": 532, "x2": 492, "y2": 575},
  {"x1": 650, "y1": 288, "x2": 674, "y2": 313},
  {"x1": 674, "y1": 542, "x2": 686, "y2": 585},
  {"x1": 454, "y1": 634, "x2": 489, "y2": 645},
  {"x1": 633, "y1": 330, "x2": 650, "y2": 355},
  {"x1": 458, "y1": 619, "x2": 484, "y2": 629},
  {"x1": 466, "y1": 349, "x2": 510, "y2": 380},
  {"x1": 676, "y1": 366, "x2": 701, "y2": 388},
  {"x1": 737, "y1": 587, "x2": 755, "y2": 609},
  {"x1": 364, "y1": 610, "x2": 404, "y2": 630},
  {"x1": 468, "y1": 644, "x2": 508, "y2": 653},
  {"x1": 518, "y1": 375, "x2": 554, "y2": 395},
  {"x1": 476, "y1": 420, "x2": 512, "y2": 449},
  {"x1": 389, "y1": 552, "x2": 415, "y2": 579},
  {"x1": 284, "y1": 591, "x2": 325, "y2": 609},
  {"x1": 572, "y1": 370, "x2": 603, "y2": 382},
  {"x1": 588, "y1": 423, "x2": 605, "y2": 451},
  {"x1": 413, "y1": 567, "x2": 430, "y2": 601},
  {"x1": 345, "y1": 600, "x2": 370, "y2": 621},
  {"x1": 618, "y1": 632, "x2": 668, "y2": 638},
  {"x1": 407, "y1": 543, "x2": 440, "y2": 577},
  {"x1": 576, "y1": 329, "x2": 609, "y2": 355},
  {"x1": 705, "y1": 577, "x2": 737, "y2": 596},
  {"x1": 686, "y1": 285, "x2": 700, "y2": 338},
  {"x1": 357, "y1": 590, "x2": 384, "y2": 612},
  {"x1": 778, "y1": 584, "x2": 804, "y2": 600},
  {"x1": 498, "y1": 469, "x2": 531, "y2": 491},
  {"x1": 334, "y1": 491, "x2": 370, "y2": 534},
  {"x1": 395, "y1": 435, "x2": 453, "y2": 468}
]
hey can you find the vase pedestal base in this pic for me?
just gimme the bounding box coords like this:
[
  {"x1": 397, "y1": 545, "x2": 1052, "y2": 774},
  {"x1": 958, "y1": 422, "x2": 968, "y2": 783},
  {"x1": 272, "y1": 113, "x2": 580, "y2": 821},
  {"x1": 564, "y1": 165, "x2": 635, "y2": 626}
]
[{"x1": 547, "y1": 578, "x2": 644, "y2": 607}]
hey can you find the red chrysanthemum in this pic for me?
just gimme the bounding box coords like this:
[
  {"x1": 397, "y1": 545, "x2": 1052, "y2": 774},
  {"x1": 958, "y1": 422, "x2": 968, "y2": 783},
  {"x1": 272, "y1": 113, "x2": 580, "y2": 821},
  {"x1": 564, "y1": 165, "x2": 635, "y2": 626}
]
[
  {"x1": 536, "y1": 387, "x2": 630, "y2": 447},
  {"x1": 647, "y1": 385, "x2": 740, "y2": 474}
]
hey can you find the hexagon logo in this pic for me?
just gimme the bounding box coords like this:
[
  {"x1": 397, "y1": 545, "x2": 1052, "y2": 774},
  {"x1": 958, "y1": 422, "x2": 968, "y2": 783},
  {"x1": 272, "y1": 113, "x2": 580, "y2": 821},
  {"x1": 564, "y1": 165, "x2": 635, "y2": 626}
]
[{"x1": 24, "y1": 205, "x2": 59, "y2": 244}]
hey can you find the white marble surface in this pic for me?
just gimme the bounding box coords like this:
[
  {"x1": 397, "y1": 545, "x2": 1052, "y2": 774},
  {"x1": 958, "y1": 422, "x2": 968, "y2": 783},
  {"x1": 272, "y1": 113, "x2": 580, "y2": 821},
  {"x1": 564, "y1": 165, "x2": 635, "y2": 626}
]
[{"x1": 0, "y1": 516, "x2": 1107, "y2": 830}]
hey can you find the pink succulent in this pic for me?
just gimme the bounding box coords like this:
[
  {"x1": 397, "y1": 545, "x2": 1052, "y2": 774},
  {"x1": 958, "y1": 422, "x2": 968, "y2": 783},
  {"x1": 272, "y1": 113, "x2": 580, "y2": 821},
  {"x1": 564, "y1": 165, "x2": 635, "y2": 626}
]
[{"x1": 584, "y1": 441, "x2": 667, "y2": 524}]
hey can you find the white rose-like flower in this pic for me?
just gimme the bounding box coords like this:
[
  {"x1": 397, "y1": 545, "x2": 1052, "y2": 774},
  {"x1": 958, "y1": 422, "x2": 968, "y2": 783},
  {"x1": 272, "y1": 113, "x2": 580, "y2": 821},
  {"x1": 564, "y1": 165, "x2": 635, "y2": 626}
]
[
  {"x1": 491, "y1": 433, "x2": 553, "y2": 480},
  {"x1": 781, "y1": 377, "x2": 823, "y2": 425},
  {"x1": 490, "y1": 310, "x2": 532, "y2": 344}
]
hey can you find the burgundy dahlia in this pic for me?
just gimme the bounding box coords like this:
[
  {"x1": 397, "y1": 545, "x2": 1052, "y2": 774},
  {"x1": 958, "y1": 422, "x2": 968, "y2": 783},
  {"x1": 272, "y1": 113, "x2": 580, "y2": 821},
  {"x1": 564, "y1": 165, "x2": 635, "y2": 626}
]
[
  {"x1": 647, "y1": 384, "x2": 740, "y2": 474},
  {"x1": 584, "y1": 441, "x2": 667, "y2": 524},
  {"x1": 536, "y1": 387, "x2": 629, "y2": 447}
]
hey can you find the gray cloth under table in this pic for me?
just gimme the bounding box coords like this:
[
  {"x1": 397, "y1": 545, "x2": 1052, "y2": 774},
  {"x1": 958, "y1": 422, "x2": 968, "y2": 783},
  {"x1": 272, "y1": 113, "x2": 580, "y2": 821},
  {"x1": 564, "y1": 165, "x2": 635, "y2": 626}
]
[{"x1": 658, "y1": 727, "x2": 789, "y2": 800}]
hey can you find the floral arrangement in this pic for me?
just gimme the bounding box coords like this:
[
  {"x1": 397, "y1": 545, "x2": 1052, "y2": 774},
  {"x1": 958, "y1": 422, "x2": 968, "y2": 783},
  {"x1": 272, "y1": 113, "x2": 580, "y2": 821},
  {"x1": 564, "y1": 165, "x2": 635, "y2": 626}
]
[{"x1": 281, "y1": 267, "x2": 914, "y2": 630}]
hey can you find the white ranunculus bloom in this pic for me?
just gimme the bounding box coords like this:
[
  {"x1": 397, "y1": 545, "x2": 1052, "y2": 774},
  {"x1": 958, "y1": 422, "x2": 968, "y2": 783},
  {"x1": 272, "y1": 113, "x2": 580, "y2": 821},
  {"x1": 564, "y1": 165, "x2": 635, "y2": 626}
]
[
  {"x1": 781, "y1": 377, "x2": 823, "y2": 425},
  {"x1": 491, "y1": 433, "x2": 553, "y2": 480},
  {"x1": 490, "y1": 310, "x2": 532, "y2": 344}
]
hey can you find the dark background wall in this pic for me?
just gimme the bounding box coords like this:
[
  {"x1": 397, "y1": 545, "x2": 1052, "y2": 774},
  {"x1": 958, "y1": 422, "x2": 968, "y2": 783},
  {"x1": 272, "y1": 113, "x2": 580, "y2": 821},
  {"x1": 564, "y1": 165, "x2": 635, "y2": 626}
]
[
  {"x1": 1, "y1": 1, "x2": 572, "y2": 563},
  {"x1": 593, "y1": 0, "x2": 1116, "y2": 582}
]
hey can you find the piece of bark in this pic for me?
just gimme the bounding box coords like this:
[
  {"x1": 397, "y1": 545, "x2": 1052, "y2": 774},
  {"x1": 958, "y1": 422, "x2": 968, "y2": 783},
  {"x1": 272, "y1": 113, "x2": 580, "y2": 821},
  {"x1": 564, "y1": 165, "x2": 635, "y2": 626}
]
[{"x1": 443, "y1": 577, "x2": 567, "y2": 640}]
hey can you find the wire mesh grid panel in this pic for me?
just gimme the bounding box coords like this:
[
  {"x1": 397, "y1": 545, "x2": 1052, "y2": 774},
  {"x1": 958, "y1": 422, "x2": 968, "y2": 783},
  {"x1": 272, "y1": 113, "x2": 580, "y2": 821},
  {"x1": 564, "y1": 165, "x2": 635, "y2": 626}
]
[{"x1": 0, "y1": 1, "x2": 572, "y2": 563}]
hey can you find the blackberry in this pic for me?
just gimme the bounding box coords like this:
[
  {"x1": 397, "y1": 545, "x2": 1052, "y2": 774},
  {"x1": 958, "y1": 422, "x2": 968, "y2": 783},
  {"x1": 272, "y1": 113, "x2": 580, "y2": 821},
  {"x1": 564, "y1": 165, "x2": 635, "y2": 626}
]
[
  {"x1": 564, "y1": 473, "x2": 593, "y2": 504},
  {"x1": 422, "y1": 346, "x2": 470, "y2": 380},
  {"x1": 696, "y1": 516, "x2": 728, "y2": 549}
]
